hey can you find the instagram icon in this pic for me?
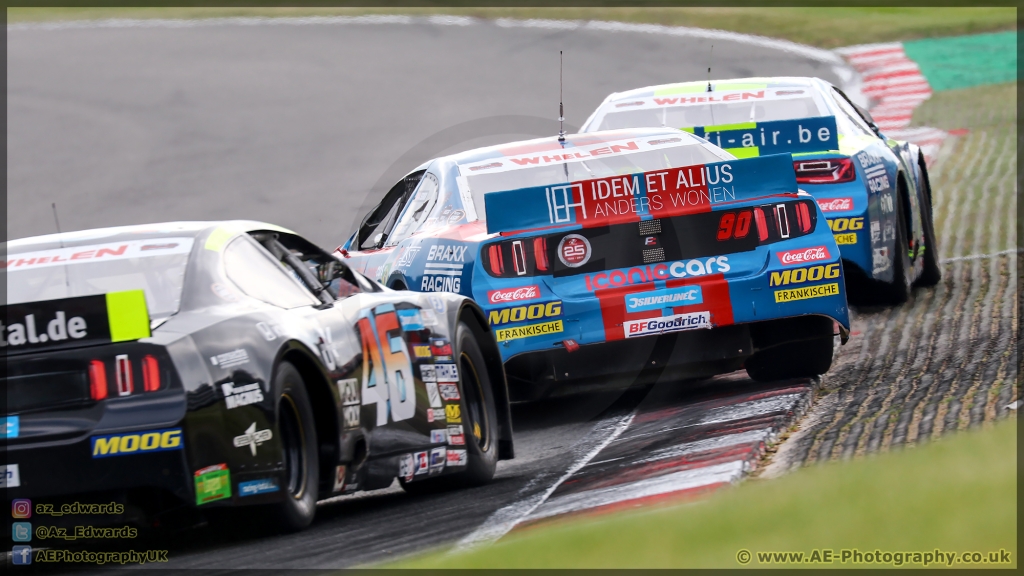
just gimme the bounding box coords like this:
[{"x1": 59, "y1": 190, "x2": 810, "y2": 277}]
[{"x1": 12, "y1": 499, "x2": 31, "y2": 518}]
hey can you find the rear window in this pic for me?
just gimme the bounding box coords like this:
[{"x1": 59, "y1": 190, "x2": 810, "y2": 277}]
[
  {"x1": 4, "y1": 238, "x2": 195, "y2": 322},
  {"x1": 597, "y1": 94, "x2": 826, "y2": 131},
  {"x1": 462, "y1": 140, "x2": 729, "y2": 221}
]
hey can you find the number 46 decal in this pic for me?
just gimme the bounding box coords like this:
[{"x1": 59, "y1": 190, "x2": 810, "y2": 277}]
[{"x1": 357, "y1": 304, "x2": 416, "y2": 426}]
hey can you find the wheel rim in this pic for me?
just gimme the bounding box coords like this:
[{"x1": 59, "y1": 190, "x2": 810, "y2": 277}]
[
  {"x1": 279, "y1": 393, "x2": 307, "y2": 498},
  {"x1": 459, "y1": 351, "x2": 490, "y2": 452}
]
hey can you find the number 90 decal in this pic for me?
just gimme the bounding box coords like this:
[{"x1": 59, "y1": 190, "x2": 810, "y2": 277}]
[{"x1": 357, "y1": 304, "x2": 416, "y2": 426}]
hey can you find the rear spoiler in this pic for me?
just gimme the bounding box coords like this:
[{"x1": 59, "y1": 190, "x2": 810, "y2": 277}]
[
  {"x1": 2, "y1": 290, "x2": 151, "y2": 355},
  {"x1": 485, "y1": 153, "x2": 798, "y2": 234},
  {"x1": 684, "y1": 116, "x2": 839, "y2": 159}
]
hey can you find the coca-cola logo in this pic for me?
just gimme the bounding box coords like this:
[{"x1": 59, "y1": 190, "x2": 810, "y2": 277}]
[
  {"x1": 487, "y1": 286, "x2": 540, "y2": 304},
  {"x1": 816, "y1": 198, "x2": 854, "y2": 213},
  {"x1": 558, "y1": 234, "x2": 592, "y2": 268},
  {"x1": 777, "y1": 246, "x2": 831, "y2": 266}
]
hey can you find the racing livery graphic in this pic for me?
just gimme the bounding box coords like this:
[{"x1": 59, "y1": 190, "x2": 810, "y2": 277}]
[
  {"x1": 342, "y1": 128, "x2": 850, "y2": 399},
  {"x1": 3, "y1": 221, "x2": 512, "y2": 531},
  {"x1": 581, "y1": 77, "x2": 942, "y2": 304}
]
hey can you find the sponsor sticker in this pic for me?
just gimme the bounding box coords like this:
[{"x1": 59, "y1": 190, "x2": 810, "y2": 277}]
[
  {"x1": 213, "y1": 283, "x2": 242, "y2": 303},
  {"x1": 91, "y1": 428, "x2": 182, "y2": 458},
  {"x1": 239, "y1": 478, "x2": 280, "y2": 497},
  {"x1": 445, "y1": 404, "x2": 462, "y2": 423},
  {"x1": 343, "y1": 405, "x2": 360, "y2": 428},
  {"x1": 4, "y1": 238, "x2": 194, "y2": 271},
  {"x1": 210, "y1": 349, "x2": 249, "y2": 369},
  {"x1": 413, "y1": 344, "x2": 432, "y2": 359},
  {"x1": 435, "y1": 364, "x2": 459, "y2": 383},
  {"x1": 624, "y1": 286, "x2": 703, "y2": 313},
  {"x1": 438, "y1": 383, "x2": 460, "y2": 401},
  {"x1": 338, "y1": 378, "x2": 360, "y2": 405},
  {"x1": 557, "y1": 234, "x2": 592, "y2": 268},
  {"x1": 827, "y1": 217, "x2": 864, "y2": 232},
  {"x1": 1, "y1": 465, "x2": 21, "y2": 488},
  {"x1": 221, "y1": 382, "x2": 264, "y2": 410},
  {"x1": 429, "y1": 447, "x2": 447, "y2": 473},
  {"x1": 2, "y1": 290, "x2": 151, "y2": 350},
  {"x1": 447, "y1": 425, "x2": 465, "y2": 446},
  {"x1": 446, "y1": 449, "x2": 468, "y2": 467},
  {"x1": 774, "y1": 282, "x2": 840, "y2": 303},
  {"x1": 816, "y1": 197, "x2": 854, "y2": 213},
  {"x1": 584, "y1": 256, "x2": 731, "y2": 290},
  {"x1": 420, "y1": 364, "x2": 437, "y2": 383},
  {"x1": 770, "y1": 263, "x2": 841, "y2": 287},
  {"x1": 255, "y1": 321, "x2": 276, "y2": 340},
  {"x1": 427, "y1": 295, "x2": 446, "y2": 314},
  {"x1": 419, "y1": 309, "x2": 439, "y2": 326},
  {"x1": 430, "y1": 338, "x2": 453, "y2": 358},
  {"x1": 400, "y1": 454, "x2": 415, "y2": 483},
  {"x1": 2, "y1": 416, "x2": 20, "y2": 439},
  {"x1": 397, "y1": 309, "x2": 424, "y2": 331},
  {"x1": 333, "y1": 465, "x2": 347, "y2": 492},
  {"x1": 430, "y1": 429, "x2": 447, "y2": 443},
  {"x1": 834, "y1": 233, "x2": 858, "y2": 245},
  {"x1": 414, "y1": 451, "x2": 429, "y2": 475},
  {"x1": 232, "y1": 423, "x2": 273, "y2": 456},
  {"x1": 776, "y1": 246, "x2": 831, "y2": 267},
  {"x1": 487, "y1": 285, "x2": 540, "y2": 305},
  {"x1": 488, "y1": 301, "x2": 562, "y2": 327},
  {"x1": 624, "y1": 311, "x2": 711, "y2": 338},
  {"x1": 194, "y1": 464, "x2": 231, "y2": 505},
  {"x1": 494, "y1": 320, "x2": 563, "y2": 342},
  {"x1": 426, "y1": 381, "x2": 442, "y2": 408}
]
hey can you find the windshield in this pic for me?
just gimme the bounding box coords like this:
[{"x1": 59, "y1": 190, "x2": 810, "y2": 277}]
[
  {"x1": 4, "y1": 237, "x2": 195, "y2": 322},
  {"x1": 463, "y1": 141, "x2": 728, "y2": 221},
  {"x1": 596, "y1": 92, "x2": 826, "y2": 131}
]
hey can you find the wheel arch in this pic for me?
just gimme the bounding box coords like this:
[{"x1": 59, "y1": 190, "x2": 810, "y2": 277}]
[
  {"x1": 457, "y1": 300, "x2": 515, "y2": 460},
  {"x1": 275, "y1": 341, "x2": 340, "y2": 494},
  {"x1": 895, "y1": 170, "x2": 914, "y2": 245}
]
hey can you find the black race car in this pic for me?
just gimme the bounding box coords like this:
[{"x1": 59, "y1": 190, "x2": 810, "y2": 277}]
[{"x1": 2, "y1": 221, "x2": 513, "y2": 532}]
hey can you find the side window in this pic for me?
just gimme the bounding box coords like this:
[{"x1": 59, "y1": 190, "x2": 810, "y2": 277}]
[
  {"x1": 386, "y1": 172, "x2": 439, "y2": 246},
  {"x1": 357, "y1": 171, "x2": 424, "y2": 250},
  {"x1": 223, "y1": 237, "x2": 320, "y2": 309},
  {"x1": 830, "y1": 88, "x2": 876, "y2": 138}
]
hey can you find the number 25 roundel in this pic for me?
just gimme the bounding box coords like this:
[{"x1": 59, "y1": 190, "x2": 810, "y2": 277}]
[{"x1": 356, "y1": 304, "x2": 416, "y2": 426}]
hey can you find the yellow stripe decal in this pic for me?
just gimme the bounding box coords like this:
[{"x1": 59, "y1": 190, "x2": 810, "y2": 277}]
[
  {"x1": 704, "y1": 122, "x2": 757, "y2": 132},
  {"x1": 204, "y1": 227, "x2": 235, "y2": 252},
  {"x1": 106, "y1": 290, "x2": 151, "y2": 342},
  {"x1": 725, "y1": 147, "x2": 760, "y2": 159}
]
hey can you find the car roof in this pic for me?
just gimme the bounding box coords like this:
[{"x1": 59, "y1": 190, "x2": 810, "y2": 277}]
[
  {"x1": 448, "y1": 127, "x2": 710, "y2": 167},
  {"x1": 5, "y1": 220, "x2": 294, "y2": 254},
  {"x1": 599, "y1": 76, "x2": 829, "y2": 104}
]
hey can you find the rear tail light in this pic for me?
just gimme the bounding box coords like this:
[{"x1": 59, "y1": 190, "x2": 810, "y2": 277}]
[
  {"x1": 142, "y1": 355, "x2": 161, "y2": 392},
  {"x1": 722, "y1": 200, "x2": 818, "y2": 244},
  {"x1": 754, "y1": 208, "x2": 769, "y2": 241},
  {"x1": 795, "y1": 202, "x2": 812, "y2": 233},
  {"x1": 89, "y1": 360, "x2": 108, "y2": 401},
  {"x1": 794, "y1": 158, "x2": 856, "y2": 184},
  {"x1": 483, "y1": 236, "x2": 552, "y2": 278},
  {"x1": 115, "y1": 354, "x2": 133, "y2": 397}
]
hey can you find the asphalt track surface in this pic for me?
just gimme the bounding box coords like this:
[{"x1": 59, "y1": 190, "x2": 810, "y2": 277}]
[{"x1": 10, "y1": 16, "x2": 1013, "y2": 572}]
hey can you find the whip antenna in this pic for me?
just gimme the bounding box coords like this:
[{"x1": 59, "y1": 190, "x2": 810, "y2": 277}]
[
  {"x1": 706, "y1": 44, "x2": 714, "y2": 92},
  {"x1": 558, "y1": 50, "x2": 566, "y2": 143}
]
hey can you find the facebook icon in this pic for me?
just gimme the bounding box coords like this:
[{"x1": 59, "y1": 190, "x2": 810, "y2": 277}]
[{"x1": 13, "y1": 545, "x2": 33, "y2": 565}]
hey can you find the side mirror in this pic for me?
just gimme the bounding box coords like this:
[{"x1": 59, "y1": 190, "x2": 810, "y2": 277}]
[{"x1": 373, "y1": 232, "x2": 386, "y2": 248}]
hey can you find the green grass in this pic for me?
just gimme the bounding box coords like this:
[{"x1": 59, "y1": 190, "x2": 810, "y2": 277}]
[
  {"x1": 394, "y1": 419, "x2": 1016, "y2": 568},
  {"x1": 6, "y1": 7, "x2": 1017, "y2": 49}
]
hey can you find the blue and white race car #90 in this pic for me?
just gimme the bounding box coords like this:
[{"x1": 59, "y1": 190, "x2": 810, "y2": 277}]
[
  {"x1": 581, "y1": 77, "x2": 941, "y2": 305},
  {"x1": 342, "y1": 128, "x2": 850, "y2": 399}
]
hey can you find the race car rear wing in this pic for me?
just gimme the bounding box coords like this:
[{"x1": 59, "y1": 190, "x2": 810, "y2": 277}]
[
  {"x1": 2, "y1": 290, "x2": 151, "y2": 355},
  {"x1": 484, "y1": 153, "x2": 800, "y2": 234},
  {"x1": 684, "y1": 116, "x2": 839, "y2": 159}
]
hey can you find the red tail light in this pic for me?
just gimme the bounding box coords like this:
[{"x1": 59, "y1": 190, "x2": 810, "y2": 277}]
[
  {"x1": 793, "y1": 158, "x2": 856, "y2": 184},
  {"x1": 754, "y1": 208, "x2": 769, "y2": 241},
  {"x1": 142, "y1": 355, "x2": 161, "y2": 392},
  {"x1": 796, "y1": 202, "x2": 812, "y2": 233},
  {"x1": 533, "y1": 237, "x2": 549, "y2": 272},
  {"x1": 487, "y1": 244, "x2": 504, "y2": 276},
  {"x1": 115, "y1": 354, "x2": 134, "y2": 397},
  {"x1": 89, "y1": 360, "x2": 108, "y2": 401}
]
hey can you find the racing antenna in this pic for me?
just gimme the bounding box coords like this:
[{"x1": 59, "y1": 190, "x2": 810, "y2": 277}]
[
  {"x1": 52, "y1": 202, "x2": 70, "y2": 289},
  {"x1": 706, "y1": 44, "x2": 714, "y2": 92},
  {"x1": 557, "y1": 50, "x2": 566, "y2": 143}
]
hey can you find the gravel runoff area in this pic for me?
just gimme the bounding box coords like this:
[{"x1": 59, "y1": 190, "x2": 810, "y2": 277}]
[{"x1": 764, "y1": 82, "x2": 1018, "y2": 476}]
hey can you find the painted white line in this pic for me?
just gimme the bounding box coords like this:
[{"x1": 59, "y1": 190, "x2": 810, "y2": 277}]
[
  {"x1": 451, "y1": 411, "x2": 636, "y2": 552},
  {"x1": 940, "y1": 248, "x2": 1023, "y2": 264},
  {"x1": 527, "y1": 460, "x2": 744, "y2": 521}
]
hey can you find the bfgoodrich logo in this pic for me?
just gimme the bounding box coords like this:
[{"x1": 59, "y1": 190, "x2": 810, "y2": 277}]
[{"x1": 624, "y1": 311, "x2": 711, "y2": 338}]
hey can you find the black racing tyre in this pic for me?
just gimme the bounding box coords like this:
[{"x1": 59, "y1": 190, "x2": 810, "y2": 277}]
[
  {"x1": 745, "y1": 335, "x2": 835, "y2": 382},
  {"x1": 402, "y1": 320, "x2": 498, "y2": 494},
  {"x1": 265, "y1": 361, "x2": 319, "y2": 532},
  {"x1": 915, "y1": 161, "x2": 942, "y2": 287},
  {"x1": 880, "y1": 187, "x2": 913, "y2": 305}
]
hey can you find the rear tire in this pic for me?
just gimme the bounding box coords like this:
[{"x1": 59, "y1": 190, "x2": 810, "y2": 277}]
[
  {"x1": 265, "y1": 361, "x2": 319, "y2": 532},
  {"x1": 401, "y1": 320, "x2": 498, "y2": 494},
  {"x1": 745, "y1": 334, "x2": 835, "y2": 382},
  {"x1": 915, "y1": 161, "x2": 942, "y2": 287}
]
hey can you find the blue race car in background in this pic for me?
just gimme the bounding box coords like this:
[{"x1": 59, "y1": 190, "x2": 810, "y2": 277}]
[
  {"x1": 580, "y1": 77, "x2": 941, "y2": 305},
  {"x1": 341, "y1": 128, "x2": 850, "y2": 400}
]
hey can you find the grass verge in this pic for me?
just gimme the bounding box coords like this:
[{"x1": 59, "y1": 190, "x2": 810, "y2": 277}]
[
  {"x1": 393, "y1": 419, "x2": 1016, "y2": 568},
  {"x1": 6, "y1": 7, "x2": 1017, "y2": 49}
]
